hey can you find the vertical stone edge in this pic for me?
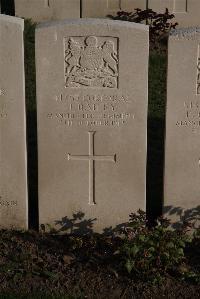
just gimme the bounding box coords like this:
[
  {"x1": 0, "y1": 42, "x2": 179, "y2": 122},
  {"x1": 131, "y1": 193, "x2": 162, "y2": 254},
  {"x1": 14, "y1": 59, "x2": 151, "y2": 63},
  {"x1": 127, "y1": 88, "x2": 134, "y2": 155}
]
[
  {"x1": 0, "y1": 15, "x2": 28, "y2": 229},
  {"x1": 15, "y1": 16, "x2": 29, "y2": 230},
  {"x1": 144, "y1": 25, "x2": 149, "y2": 213},
  {"x1": 21, "y1": 17, "x2": 29, "y2": 230},
  {"x1": 163, "y1": 29, "x2": 175, "y2": 219}
]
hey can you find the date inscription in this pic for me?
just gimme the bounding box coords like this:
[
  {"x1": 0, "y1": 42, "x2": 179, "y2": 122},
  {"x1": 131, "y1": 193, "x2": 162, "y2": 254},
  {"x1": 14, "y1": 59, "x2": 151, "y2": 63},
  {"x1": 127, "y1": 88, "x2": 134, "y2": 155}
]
[{"x1": 0, "y1": 199, "x2": 18, "y2": 207}]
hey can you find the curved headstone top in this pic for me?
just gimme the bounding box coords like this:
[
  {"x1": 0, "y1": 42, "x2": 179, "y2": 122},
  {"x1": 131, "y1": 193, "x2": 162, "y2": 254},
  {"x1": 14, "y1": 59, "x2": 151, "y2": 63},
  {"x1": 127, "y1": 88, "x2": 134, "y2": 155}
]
[
  {"x1": 36, "y1": 18, "x2": 149, "y2": 31},
  {"x1": 0, "y1": 13, "x2": 24, "y2": 28},
  {"x1": 170, "y1": 27, "x2": 200, "y2": 39}
]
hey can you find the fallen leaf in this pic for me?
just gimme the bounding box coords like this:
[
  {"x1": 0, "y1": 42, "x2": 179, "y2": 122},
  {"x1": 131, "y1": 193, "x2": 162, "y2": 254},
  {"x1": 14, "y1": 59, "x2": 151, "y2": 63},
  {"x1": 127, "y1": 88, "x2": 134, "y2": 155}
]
[{"x1": 63, "y1": 254, "x2": 75, "y2": 265}]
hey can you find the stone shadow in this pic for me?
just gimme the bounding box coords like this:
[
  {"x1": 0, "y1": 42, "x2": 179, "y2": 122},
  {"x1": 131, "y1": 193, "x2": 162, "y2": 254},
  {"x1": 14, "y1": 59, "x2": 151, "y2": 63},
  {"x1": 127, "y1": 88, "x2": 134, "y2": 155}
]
[
  {"x1": 0, "y1": 0, "x2": 15, "y2": 16},
  {"x1": 24, "y1": 20, "x2": 38, "y2": 230},
  {"x1": 48, "y1": 211, "x2": 129, "y2": 236},
  {"x1": 50, "y1": 207, "x2": 200, "y2": 236},
  {"x1": 146, "y1": 51, "x2": 167, "y2": 224},
  {"x1": 54, "y1": 211, "x2": 97, "y2": 235},
  {"x1": 146, "y1": 116, "x2": 165, "y2": 223},
  {"x1": 164, "y1": 205, "x2": 200, "y2": 229},
  {"x1": 27, "y1": 111, "x2": 38, "y2": 230}
]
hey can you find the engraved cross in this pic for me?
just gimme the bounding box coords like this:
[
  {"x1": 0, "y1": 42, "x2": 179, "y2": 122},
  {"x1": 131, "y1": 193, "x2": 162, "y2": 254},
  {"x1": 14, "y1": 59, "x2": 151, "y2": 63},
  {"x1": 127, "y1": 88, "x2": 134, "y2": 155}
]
[{"x1": 68, "y1": 131, "x2": 116, "y2": 205}]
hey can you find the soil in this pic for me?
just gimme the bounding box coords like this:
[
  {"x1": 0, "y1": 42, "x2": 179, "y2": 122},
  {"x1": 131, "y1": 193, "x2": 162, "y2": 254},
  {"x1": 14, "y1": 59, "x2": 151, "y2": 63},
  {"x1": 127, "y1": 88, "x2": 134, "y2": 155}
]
[{"x1": 0, "y1": 230, "x2": 199, "y2": 298}]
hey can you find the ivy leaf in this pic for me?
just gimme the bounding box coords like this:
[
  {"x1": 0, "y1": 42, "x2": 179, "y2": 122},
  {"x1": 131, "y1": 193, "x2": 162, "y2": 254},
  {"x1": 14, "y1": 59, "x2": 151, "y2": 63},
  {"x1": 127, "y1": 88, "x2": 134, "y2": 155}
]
[{"x1": 125, "y1": 259, "x2": 134, "y2": 274}]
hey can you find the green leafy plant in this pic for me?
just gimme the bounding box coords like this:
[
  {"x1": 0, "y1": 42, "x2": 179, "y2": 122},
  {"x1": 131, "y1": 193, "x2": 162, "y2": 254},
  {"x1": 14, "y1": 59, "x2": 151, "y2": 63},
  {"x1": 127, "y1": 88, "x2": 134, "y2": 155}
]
[
  {"x1": 119, "y1": 210, "x2": 193, "y2": 282},
  {"x1": 109, "y1": 8, "x2": 178, "y2": 52}
]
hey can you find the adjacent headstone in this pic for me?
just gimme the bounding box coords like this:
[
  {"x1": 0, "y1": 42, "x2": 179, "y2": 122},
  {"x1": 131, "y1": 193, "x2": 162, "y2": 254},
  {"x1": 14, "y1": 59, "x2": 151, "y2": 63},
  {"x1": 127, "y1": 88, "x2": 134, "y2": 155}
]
[
  {"x1": 164, "y1": 27, "x2": 200, "y2": 227},
  {"x1": 0, "y1": 14, "x2": 28, "y2": 229},
  {"x1": 36, "y1": 19, "x2": 149, "y2": 233},
  {"x1": 53, "y1": 0, "x2": 80, "y2": 20},
  {"x1": 82, "y1": 0, "x2": 146, "y2": 18},
  {"x1": 148, "y1": 0, "x2": 172, "y2": 12},
  {"x1": 121, "y1": 0, "x2": 146, "y2": 11},
  {"x1": 82, "y1": 0, "x2": 121, "y2": 18},
  {"x1": 15, "y1": 0, "x2": 52, "y2": 22},
  {"x1": 148, "y1": 0, "x2": 200, "y2": 27},
  {"x1": 15, "y1": 0, "x2": 80, "y2": 22}
]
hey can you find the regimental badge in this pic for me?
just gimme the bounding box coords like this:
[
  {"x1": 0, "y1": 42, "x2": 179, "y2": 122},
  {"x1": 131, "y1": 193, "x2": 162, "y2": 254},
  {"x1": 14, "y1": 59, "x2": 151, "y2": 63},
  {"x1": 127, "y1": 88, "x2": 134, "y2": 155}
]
[{"x1": 64, "y1": 36, "x2": 119, "y2": 88}]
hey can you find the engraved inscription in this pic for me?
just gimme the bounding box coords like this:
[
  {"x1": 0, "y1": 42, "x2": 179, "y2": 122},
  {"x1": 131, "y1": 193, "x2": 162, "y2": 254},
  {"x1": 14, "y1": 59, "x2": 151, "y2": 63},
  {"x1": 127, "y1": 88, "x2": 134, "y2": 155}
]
[
  {"x1": 55, "y1": 94, "x2": 128, "y2": 102},
  {"x1": 176, "y1": 100, "x2": 200, "y2": 133},
  {"x1": 170, "y1": 28, "x2": 200, "y2": 41},
  {"x1": 48, "y1": 112, "x2": 133, "y2": 127},
  {"x1": 197, "y1": 45, "x2": 200, "y2": 95},
  {"x1": 68, "y1": 131, "x2": 116, "y2": 205},
  {"x1": 0, "y1": 199, "x2": 18, "y2": 207},
  {"x1": 173, "y1": 0, "x2": 187, "y2": 13},
  {"x1": 64, "y1": 36, "x2": 119, "y2": 88},
  {"x1": 0, "y1": 88, "x2": 5, "y2": 96},
  {"x1": 0, "y1": 87, "x2": 8, "y2": 118},
  {"x1": 0, "y1": 110, "x2": 7, "y2": 118},
  {"x1": 47, "y1": 93, "x2": 134, "y2": 127}
]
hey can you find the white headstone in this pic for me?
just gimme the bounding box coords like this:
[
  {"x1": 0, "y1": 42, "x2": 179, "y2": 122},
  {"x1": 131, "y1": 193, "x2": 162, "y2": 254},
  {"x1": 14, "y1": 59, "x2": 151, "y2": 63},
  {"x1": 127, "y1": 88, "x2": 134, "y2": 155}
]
[
  {"x1": 148, "y1": 0, "x2": 200, "y2": 27},
  {"x1": 15, "y1": 0, "x2": 80, "y2": 22},
  {"x1": 0, "y1": 14, "x2": 28, "y2": 229},
  {"x1": 82, "y1": 0, "x2": 146, "y2": 18},
  {"x1": 36, "y1": 19, "x2": 149, "y2": 233},
  {"x1": 164, "y1": 27, "x2": 200, "y2": 227}
]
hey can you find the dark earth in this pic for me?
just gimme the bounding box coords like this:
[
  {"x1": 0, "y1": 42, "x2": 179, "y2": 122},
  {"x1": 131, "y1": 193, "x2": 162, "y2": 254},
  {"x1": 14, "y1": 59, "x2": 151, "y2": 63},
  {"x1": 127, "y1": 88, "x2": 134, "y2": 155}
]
[{"x1": 0, "y1": 229, "x2": 199, "y2": 298}]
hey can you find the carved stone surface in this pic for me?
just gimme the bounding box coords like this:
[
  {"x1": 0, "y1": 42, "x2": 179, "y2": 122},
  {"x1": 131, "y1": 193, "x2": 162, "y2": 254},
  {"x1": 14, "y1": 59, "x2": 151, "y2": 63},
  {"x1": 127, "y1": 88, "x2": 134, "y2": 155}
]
[
  {"x1": 121, "y1": 0, "x2": 146, "y2": 11},
  {"x1": 164, "y1": 27, "x2": 200, "y2": 227},
  {"x1": 82, "y1": 0, "x2": 146, "y2": 18},
  {"x1": 36, "y1": 19, "x2": 148, "y2": 233},
  {"x1": 15, "y1": 0, "x2": 80, "y2": 22},
  {"x1": 0, "y1": 14, "x2": 28, "y2": 229},
  {"x1": 64, "y1": 36, "x2": 119, "y2": 88},
  {"x1": 148, "y1": 0, "x2": 200, "y2": 27},
  {"x1": 170, "y1": 27, "x2": 200, "y2": 40}
]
